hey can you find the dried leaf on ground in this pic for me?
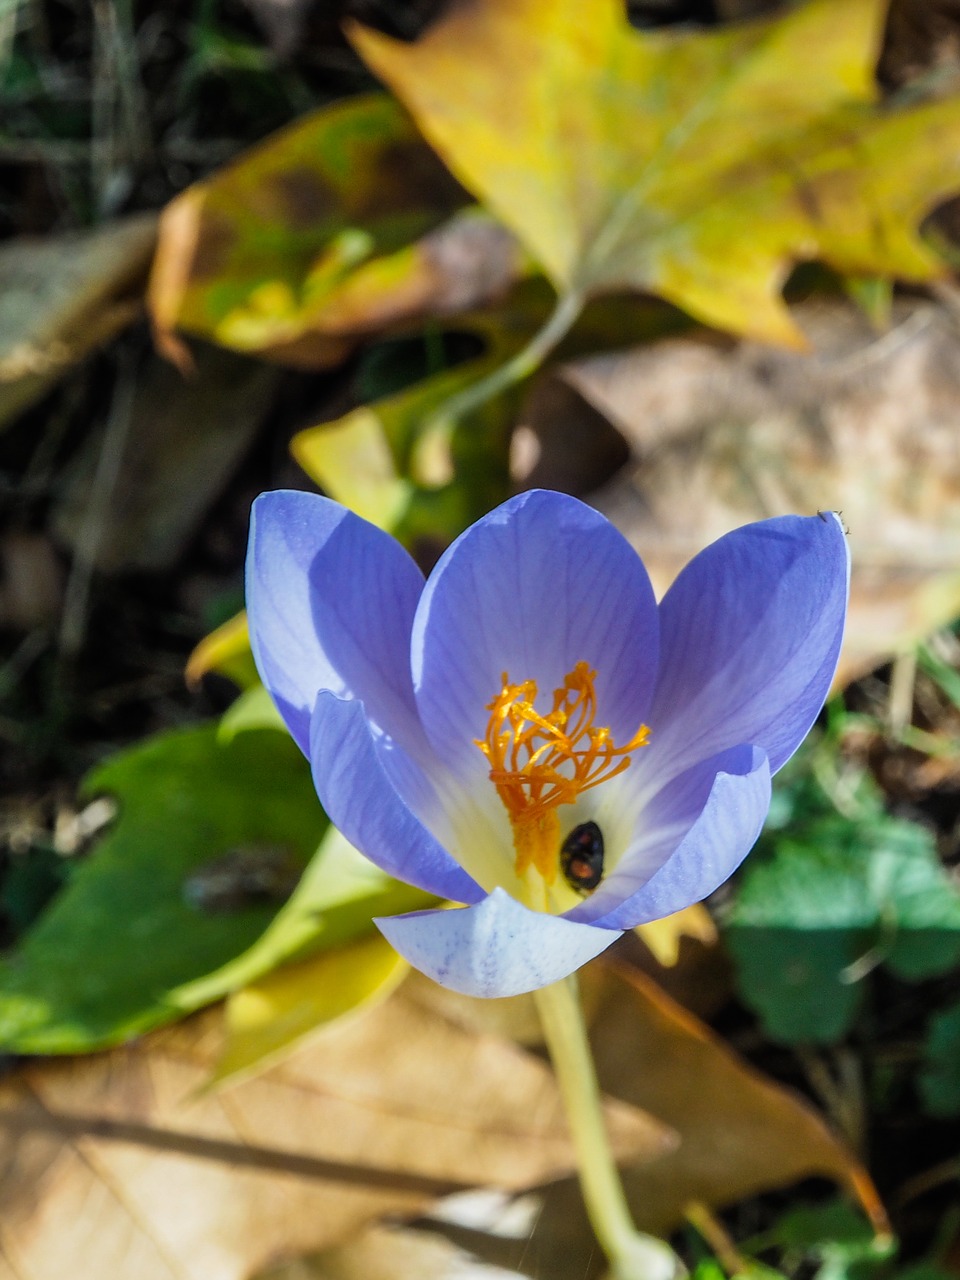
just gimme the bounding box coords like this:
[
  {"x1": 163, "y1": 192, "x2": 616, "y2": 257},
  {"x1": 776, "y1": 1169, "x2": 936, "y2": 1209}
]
[
  {"x1": 552, "y1": 296, "x2": 960, "y2": 683},
  {"x1": 403, "y1": 962, "x2": 610, "y2": 1050},
  {"x1": 259, "y1": 1223, "x2": 528, "y2": 1280},
  {"x1": 148, "y1": 94, "x2": 524, "y2": 367},
  {"x1": 52, "y1": 343, "x2": 279, "y2": 573},
  {"x1": 440, "y1": 965, "x2": 884, "y2": 1280},
  {"x1": 351, "y1": 0, "x2": 960, "y2": 345},
  {"x1": 599, "y1": 965, "x2": 885, "y2": 1230},
  {"x1": 0, "y1": 991, "x2": 671, "y2": 1280},
  {"x1": 0, "y1": 214, "x2": 156, "y2": 430}
]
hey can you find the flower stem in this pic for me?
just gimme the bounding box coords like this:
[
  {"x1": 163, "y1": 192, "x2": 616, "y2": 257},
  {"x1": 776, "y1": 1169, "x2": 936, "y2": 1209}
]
[
  {"x1": 419, "y1": 289, "x2": 584, "y2": 442},
  {"x1": 533, "y1": 975, "x2": 685, "y2": 1280}
]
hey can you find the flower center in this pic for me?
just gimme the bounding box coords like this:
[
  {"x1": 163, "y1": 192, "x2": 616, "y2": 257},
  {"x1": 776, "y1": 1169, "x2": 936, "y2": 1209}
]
[{"x1": 475, "y1": 661, "x2": 650, "y2": 885}]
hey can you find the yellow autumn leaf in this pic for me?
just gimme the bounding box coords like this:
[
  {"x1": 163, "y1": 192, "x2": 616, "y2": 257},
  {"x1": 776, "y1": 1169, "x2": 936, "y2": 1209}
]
[
  {"x1": 209, "y1": 935, "x2": 410, "y2": 1087},
  {"x1": 185, "y1": 609, "x2": 256, "y2": 689},
  {"x1": 350, "y1": 0, "x2": 960, "y2": 346},
  {"x1": 635, "y1": 904, "x2": 718, "y2": 969},
  {"x1": 292, "y1": 409, "x2": 412, "y2": 534},
  {"x1": 147, "y1": 94, "x2": 528, "y2": 367}
]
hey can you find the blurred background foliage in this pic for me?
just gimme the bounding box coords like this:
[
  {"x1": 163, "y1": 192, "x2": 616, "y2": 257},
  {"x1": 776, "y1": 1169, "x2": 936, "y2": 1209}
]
[{"x1": 6, "y1": 0, "x2": 960, "y2": 1277}]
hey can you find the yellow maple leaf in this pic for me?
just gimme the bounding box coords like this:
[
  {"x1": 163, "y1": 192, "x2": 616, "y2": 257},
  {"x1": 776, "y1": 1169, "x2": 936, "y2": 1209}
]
[{"x1": 350, "y1": 0, "x2": 960, "y2": 346}]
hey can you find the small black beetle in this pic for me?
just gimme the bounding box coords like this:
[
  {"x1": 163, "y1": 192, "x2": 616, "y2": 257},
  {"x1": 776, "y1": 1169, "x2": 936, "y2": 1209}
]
[{"x1": 560, "y1": 820, "x2": 604, "y2": 893}]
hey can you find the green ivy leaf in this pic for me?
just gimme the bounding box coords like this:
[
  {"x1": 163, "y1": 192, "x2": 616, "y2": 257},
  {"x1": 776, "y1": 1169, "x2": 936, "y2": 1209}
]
[
  {"x1": 0, "y1": 725, "x2": 325, "y2": 1053},
  {"x1": 759, "y1": 1202, "x2": 894, "y2": 1280},
  {"x1": 725, "y1": 925, "x2": 864, "y2": 1046},
  {"x1": 727, "y1": 785, "x2": 960, "y2": 1043},
  {"x1": 919, "y1": 999, "x2": 960, "y2": 1115}
]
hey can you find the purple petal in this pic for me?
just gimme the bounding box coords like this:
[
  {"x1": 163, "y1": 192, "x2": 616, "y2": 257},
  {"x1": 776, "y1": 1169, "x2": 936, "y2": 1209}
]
[
  {"x1": 572, "y1": 744, "x2": 771, "y2": 929},
  {"x1": 246, "y1": 490, "x2": 424, "y2": 754},
  {"x1": 309, "y1": 691, "x2": 484, "y2": 904},
  {"x1": 644, "y1": 512, "x2": 848, "y2": 787},
  {"x1": 411, "y1": 490, "x2": 659, "y2": 782},
  {"x1": 376, "y1": 888, "x2": 620, "y2": 997}
]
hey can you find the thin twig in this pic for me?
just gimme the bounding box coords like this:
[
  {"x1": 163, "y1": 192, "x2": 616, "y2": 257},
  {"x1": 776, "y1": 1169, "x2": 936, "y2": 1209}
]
[
  {"x1": 58, "y1": 348, "x2": 137, "y2": 658},
  {"x1": 887, "y1": 649, "x2": 917, "y2": 736}
]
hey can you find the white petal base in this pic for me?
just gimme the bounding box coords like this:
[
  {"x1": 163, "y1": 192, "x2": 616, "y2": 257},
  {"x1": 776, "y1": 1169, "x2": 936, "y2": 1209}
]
[{"x1": 375, "y1": 888, "x2": 621, "y2": 998}]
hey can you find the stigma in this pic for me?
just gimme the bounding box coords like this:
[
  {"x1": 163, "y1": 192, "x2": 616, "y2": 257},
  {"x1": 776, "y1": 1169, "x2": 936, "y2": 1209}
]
[{"x1": 475, "y1": 661, "x2": 649, "y2": 883}]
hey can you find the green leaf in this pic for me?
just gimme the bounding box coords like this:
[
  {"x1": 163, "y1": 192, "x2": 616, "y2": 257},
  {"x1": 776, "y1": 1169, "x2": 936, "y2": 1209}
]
[
  {"x1": 291, "y1": 312, "x2": 530, "y2": 545},
  {"x1": 764, "y1": 1200, "x2": 890, "y2": 1251},
  {"x1": 725, "y1": 925, "x2": 864, "y2": 1045},
  {"x1": 758, "y1": 1200, "x2": 895, "y2": 1280},
  {"x1": 168, "y1": 825, "x2": 432, "y2": 1009},
  {"x1": 1, "y1": 846, "x2": 71, "y2": 936},
  {"x1": 727, "y1": 785, "x2": 960, "y2": 1042},
  {"x1": 217, "y1": 681, "x2": 286, "y2": 740},
  {"x1": 351, "y1": 0, "x2": 960, "y2": 346},
  {"x1": 0, "y1": 725, "x2": 326, "y2": 1053},
  {"x1": 691, "y1": 1263, "x2": 728, "y2": 1280},
  {"x1": 919, "y1": 999, "x2": 960, "y2": 1115}
]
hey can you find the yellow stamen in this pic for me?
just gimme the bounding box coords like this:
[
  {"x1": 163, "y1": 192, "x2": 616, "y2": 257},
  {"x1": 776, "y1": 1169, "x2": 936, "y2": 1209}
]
[{"x1": 475, "y1": 661, "x2": 650, "y2": 883}]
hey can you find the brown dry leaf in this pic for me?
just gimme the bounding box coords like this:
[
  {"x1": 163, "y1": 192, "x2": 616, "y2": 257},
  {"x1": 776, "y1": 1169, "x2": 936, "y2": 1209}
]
[
  {"x1": 415, "y1": 963, "x2": 883, "y2": 1279},
  {"x1": 0, "y1": 990, "x2": 671, "y2": 1280},
  {"x1": 0, "y1": 214, "x2": 156, "y2": 431},
  {"x1": 599, "y1": 963, "x2": 885, "y2": 1232},
  {"x1": 51, "y1": 343, "x2": 279, "y2": 574},
  {"x1": 259, "y1": 1223, "x2": 527, "y2": 1280},
  {"x1": 493, "y1": 963, "x2": 886, "y2": 1280},
  {"x1": 549, "y1": 296, "x2": 960, "y2": 683},
  {"x1": 403, "y1": 962, "x2": 611, "y2": 1050}
]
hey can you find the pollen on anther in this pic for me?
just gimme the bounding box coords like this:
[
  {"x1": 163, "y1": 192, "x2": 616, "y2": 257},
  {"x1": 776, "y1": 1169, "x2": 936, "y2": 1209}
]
[{"x1": 474, "y1": 661, "x2": 649, "y2": 880}]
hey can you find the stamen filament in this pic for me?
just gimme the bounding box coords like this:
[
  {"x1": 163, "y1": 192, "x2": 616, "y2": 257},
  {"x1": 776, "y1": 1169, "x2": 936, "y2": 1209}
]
[{"x1": 475, "y1": 661, "x2": 649, "y2": 882}]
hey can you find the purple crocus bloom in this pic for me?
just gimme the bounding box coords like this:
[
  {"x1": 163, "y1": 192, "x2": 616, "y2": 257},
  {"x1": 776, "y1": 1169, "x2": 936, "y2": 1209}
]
[{"x1": 246, "y1": 489, "x2": 848, "y2": 998}]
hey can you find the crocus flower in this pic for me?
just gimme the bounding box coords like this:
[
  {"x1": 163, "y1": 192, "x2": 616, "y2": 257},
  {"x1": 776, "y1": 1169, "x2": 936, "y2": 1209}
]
[{"x1": 246, "y1": 489, "x2": 848, "y2": 998}]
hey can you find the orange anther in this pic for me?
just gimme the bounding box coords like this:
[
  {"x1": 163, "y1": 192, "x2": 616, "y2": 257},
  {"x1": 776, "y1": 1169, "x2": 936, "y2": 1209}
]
[{"x1": 475, "y1": 662, "x2": 649, "y2": 881}]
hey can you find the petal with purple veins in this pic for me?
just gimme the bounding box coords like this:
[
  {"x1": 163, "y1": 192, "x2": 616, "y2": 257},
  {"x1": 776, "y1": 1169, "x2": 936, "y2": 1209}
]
[
  {"x1": 411, "y1": 489, "x2": 659, "y2": 786},
  {"x1": 247, "y1": 490, "x2": 425, "y2": 754},
  {"x1": 570, "y1": 744, "x2": 771, "y2": 929},
  {"x1": 642, "y1": 512, "x2": 847, "y2": 790},
  {"x1": 309, "y1": 692, "x2": 484, "y2": 905}
]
